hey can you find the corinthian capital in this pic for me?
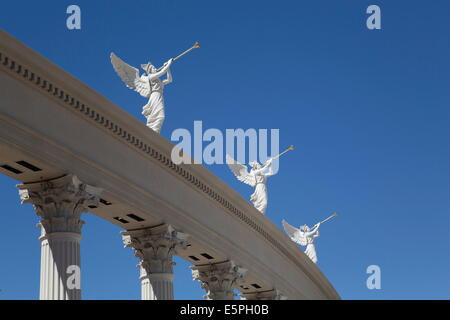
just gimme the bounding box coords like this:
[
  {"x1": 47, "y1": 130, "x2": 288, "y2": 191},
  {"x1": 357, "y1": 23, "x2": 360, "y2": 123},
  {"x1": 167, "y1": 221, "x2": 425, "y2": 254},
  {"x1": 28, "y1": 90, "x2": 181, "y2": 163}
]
[
  {"x1": 122, "y1": 224, "x2": 189, "y2": 274},
  {"x1": 191, "y1": 261, "x2": 247, "y2": 300},
  {"x1": 17, "y1": 175, "x2": 102, "y2": 234}
]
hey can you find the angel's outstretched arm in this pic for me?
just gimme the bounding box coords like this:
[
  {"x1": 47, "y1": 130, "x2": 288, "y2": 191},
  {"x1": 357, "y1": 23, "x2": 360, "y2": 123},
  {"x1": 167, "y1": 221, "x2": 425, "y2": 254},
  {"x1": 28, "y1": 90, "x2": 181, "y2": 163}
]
[
  {"x1": 148, "y1": 66, "x2": 169, "y2": 80},
  {"x1": 263, "y1": 159, "x2": 274, "y2": 177},
  {"x1": 148, "y1": 59, "x2": 173, "y2": 80},
  {"x1": 163, "y1": 68, "x2": 172, "y2": 85},
  {"x1": 254, "y1": 158, "x2": 273, "y2": 176},
  {"x1": 305, "y1": 224, "x2": 320, "y2": 237},
  {"x1": 263, "y1": 158, "x2": 273, "y2": 168},
  {"x1": 312, "y1": 223, "x2": 320, "y2": 232}
]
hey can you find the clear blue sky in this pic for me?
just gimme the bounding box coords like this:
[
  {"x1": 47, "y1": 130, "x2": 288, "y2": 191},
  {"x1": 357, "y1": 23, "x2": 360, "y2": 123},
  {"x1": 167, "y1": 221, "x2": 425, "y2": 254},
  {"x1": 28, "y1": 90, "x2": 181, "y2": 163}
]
[{"x1": 0, "y1": 0, "x2": 449, "y2": 300}]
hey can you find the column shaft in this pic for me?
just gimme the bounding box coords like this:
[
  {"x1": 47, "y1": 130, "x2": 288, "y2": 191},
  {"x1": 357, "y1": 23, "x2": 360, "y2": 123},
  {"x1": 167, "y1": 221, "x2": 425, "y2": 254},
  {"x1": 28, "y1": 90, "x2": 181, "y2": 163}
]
[
  {"x1": 39, "y1": 233, "x2": 81, "y2": 300},
  {"x1": 142, "y1": 272, "x2": 175, "y2": 300},
  {"x1": 18, "y1": 175, "x2": 102, "y2": 300}
]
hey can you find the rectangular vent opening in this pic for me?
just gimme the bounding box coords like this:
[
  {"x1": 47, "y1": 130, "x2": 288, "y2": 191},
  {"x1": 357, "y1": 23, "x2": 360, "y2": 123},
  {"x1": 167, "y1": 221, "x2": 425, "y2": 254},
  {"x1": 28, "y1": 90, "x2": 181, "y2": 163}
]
[
  {"x1": 88, "y1": 205, "x2": 98, "y2": 209},
  {"x1": 126, "y1": 214, "x2": 145, "y2": 222},
  {"x1": 200, "y1": 253, "x2": 214, "y2": 260},
  {"x1": 100, "y1": 198, "x2": 112, "y2": 206},
  {"x1": 113, "y1": 217, "x2": 129, "y2": 224},
  {"x1": 16, "y1": 161, "x2": 42, "y2": 172},
  {"x1": 251, "y1": 283, "x2": 262, "y2": 289},
  {"x1": 1, "y1": 165, "x2": 22, "y2": 174},
  {"x1": 188, "y1": 255, "x2": 200, "y2": 261},
  {"x1": 240, "y1": 285, "x2": 250, "y2": 290}
]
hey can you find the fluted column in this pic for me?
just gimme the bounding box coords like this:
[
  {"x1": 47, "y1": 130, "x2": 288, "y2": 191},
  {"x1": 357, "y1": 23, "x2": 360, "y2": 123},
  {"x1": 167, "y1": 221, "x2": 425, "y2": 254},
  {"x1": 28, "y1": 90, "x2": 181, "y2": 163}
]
[
  {"x1": 17, "y1": 175, "x2": 102, "y2": 300},
  {"x1": 191, "y1": 261, "x2": 247, "y2": 300},
  {"x1": 240, "y1": 289, "x2": 287, "y2": 300},
  {"x1": 122, "y1": 224, "x2": 189, "y2": 300}
]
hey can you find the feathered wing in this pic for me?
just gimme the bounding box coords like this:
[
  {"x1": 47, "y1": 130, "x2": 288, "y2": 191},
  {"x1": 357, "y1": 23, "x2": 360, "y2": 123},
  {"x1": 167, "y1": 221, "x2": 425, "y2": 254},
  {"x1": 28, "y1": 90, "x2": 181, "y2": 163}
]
[
  {"x1": 226, "y1": 155, "x2": 256, "y2": 187},
  {"x1": 282, "y1": 219, "x2": 307, "y2": 246},
  {"x1": 110, "y1": 52, "x2": 151, "y2": 98}
]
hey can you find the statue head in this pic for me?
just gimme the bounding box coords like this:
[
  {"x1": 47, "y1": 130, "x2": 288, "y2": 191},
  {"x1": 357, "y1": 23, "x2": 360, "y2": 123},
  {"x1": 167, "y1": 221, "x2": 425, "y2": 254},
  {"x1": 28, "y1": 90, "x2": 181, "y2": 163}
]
[
  {"x1": 249, "y1": 161, "x2": 261, "y2": 170},
  {"x1": 300, "y1": 225, "x2": 310, "y2": 232},
  {"x1": 141, "y1": 62, "x2": 156, "y2": 74}
]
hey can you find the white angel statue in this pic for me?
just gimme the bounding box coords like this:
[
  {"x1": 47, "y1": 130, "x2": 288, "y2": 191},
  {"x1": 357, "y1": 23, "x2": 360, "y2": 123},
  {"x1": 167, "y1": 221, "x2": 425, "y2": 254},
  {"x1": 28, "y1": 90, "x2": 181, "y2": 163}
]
[
  {"x1": 282, "y1": 220, "x2": 321, "y2": 263},
  {"x1": 226, "y1": 155, "x2": 274, "y2": 214},
  {"x1": 111, "y1": 53, "x2": 173, "y2": 133}
]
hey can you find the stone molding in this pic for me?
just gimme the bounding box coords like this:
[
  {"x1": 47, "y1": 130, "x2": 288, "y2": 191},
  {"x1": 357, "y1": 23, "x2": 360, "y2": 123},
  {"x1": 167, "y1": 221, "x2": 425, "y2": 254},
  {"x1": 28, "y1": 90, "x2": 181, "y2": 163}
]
[{"x1": 241, "y1": 289, "x2": 288, "y2": 300}]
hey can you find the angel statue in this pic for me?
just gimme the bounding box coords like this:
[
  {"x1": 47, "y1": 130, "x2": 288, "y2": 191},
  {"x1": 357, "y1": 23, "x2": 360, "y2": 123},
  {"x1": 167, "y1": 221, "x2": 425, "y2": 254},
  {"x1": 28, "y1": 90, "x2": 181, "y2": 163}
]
[
  {"x1": 226, "y1": 146, "x2": 293, "y2": 215},
  {"x1": 282, "y1": 220, "x2": 321, "y2": 263},
  {"x1": 111, "y1": 53, "x2": 173, "y2": 133},
  {"x1": 282, "y1": 213, "x2": 337, "y2": 264},
  {"x1": 226, "y1": 156, "x2": 274, "y2": 214},
  {"x1": 110, "y1": 42, "x2": 199, "y2": 133}
]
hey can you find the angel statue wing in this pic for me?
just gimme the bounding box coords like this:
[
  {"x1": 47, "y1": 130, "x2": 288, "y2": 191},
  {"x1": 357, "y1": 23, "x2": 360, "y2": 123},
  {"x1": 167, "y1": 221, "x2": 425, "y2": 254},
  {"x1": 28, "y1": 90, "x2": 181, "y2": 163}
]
[
  {"x1": 282, "y1": 219, "x2": 307, "y2": 247},
  {"x1": 110, "y1": 52, "x2": 151, "y2": 98},
  {"x1": 226, "y1": 154, "x2": 256, "y2": 187}
]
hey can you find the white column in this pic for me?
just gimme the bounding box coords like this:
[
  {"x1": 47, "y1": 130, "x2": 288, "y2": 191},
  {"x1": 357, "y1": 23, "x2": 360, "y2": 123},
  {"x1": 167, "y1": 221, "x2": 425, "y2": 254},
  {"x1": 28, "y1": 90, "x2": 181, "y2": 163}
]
[
  {"x1": 140, "y1": 270, "x2": 175, "y2": 300},
  {"x1": 240, "y1": 289, "x2": 287, "y2": 300},
  {"x1": 122, "y1": 224, "x2": 189, "y2": 300},
  {"x1": 191, "y1": 261, "x2": 247, "y2": 300},
  {"x1": 18, "y1": 175, "x2": 102, "y2": 300}
]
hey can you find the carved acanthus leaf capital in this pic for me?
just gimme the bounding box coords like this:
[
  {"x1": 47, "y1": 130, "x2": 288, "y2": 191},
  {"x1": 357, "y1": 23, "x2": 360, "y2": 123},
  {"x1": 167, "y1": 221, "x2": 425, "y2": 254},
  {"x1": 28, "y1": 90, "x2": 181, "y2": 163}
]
[
  {"x1": 191, "y1": 261, "x2": 247, "y2": 300},
  {"x1": 122, "y1": 224, "x2": 189, "y2": 275},
  {"x1": 17, "y1": 175, "x2": 103, "y2": 234}
]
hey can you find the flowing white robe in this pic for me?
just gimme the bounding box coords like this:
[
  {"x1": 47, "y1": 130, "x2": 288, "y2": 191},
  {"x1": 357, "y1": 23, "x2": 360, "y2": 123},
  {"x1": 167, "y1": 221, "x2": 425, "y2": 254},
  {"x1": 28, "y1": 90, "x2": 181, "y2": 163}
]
[
  {"x1": 305, "y1": 243, "x2": 317, "y2": 264},
  {"x1": 249, "y1": 161, "x2": 273, "y2": 214},
  {"x1": 250, "y1": 175, "x2": 268, "y2": 214},
  {"x1": 142, "y1": 78, "x2": 165, "y2": 133},
  {"x1": 304, "y1": 228, "x2": 320, "y2": 263}
]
